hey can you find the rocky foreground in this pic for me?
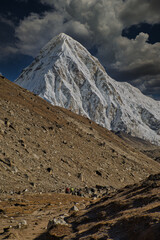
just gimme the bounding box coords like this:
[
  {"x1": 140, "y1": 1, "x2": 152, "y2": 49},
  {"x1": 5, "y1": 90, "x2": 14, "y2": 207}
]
[{"x1": 0, "y1": 174, "x2": 159, "y2": 239}]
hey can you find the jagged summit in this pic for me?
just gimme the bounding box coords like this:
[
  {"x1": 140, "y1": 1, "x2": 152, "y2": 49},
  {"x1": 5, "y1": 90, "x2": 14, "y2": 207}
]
[
  {"x1": 56, "y1": 32, "x2": 69, "y2": 39},
  {"x1": 48, "y1": 32, "x2": 73, "y2": 43},
  {"x1": 40, "y1": 33, "x2": 74, "y2": 55},
  {"x1": 44, "y1": 32, "x2": 74, "y2": 45},
  {"x1": 15, "y1": 33, "x2": 160, "y2": 145}
]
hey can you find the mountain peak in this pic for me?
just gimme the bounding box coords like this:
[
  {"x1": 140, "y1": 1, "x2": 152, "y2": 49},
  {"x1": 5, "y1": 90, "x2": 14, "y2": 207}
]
[
  {"x1": 15, "y1": 33, "x2": 160, "y2": 145},
  {"x1": 58, "y1": 32, "x2": 70, "y2": 39},
  {"x1": 38, "y1": 32, "x2": 87, "y2": 63},
  {"x1": 49, "y1": 32, "x2": 72, "y2": 45},
  {"x1": 42, "y1": 32, "x2": 75, "y2": 51}
]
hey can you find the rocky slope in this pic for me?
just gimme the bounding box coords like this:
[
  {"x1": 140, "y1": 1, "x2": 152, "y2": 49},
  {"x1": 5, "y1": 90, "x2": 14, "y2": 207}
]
[
  {"x1": 0, "y1": 76, "x2": 160, "y2": 195},
  {"x1": 15, "y1": 33, "x2": 160, "y2": 145}
]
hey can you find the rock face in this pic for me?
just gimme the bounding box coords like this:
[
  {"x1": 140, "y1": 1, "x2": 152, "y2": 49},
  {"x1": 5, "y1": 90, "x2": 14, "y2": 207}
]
[{"x1": 15, "y1": 33, "x2": 160, "y2": 145}]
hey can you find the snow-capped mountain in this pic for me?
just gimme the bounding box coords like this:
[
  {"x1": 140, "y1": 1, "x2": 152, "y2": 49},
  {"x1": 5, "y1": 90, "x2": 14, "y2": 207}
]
[{"x1": 15, "y1": 33, "x2": 160, "y2": 145}]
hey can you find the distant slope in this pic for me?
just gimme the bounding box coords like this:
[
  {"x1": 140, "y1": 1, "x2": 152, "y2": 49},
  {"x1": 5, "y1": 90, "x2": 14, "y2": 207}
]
[
  {"x1": 115, "y1": 131, "x2": 160, "y2": 163},
  {"x1": 0, "y1": 76, "x2": 160, "y2": 194},
  {"x1": 15, "y1": 33, "x2": 160, "y2": 145}
]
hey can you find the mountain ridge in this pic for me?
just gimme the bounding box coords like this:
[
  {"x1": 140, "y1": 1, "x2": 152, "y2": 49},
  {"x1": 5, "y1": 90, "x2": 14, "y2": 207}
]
[{"x1": 15, "y1": 33, "x2": 160, "y2": 145}]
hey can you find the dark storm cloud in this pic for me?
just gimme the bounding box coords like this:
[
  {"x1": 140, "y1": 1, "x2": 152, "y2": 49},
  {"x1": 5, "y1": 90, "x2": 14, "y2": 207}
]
[
  {"x1": 114, "y1": 63, "x2": 160, "y2": 82},
  {"x1": 0, "y1": 17, "x2": 17, "y2": 57},
  {"x1": 136, "y1": 75, "x2": 160, "y2": 100},
  {"x1": 0, "y1": 18, "x2": 15, "y2": 47},
  {"x1": 1, "y1": 0, "x2": 160, "y2": 99},
  {"x1": 15, "y1": 0, "x2": 28, "y2": 2},
  {"x1": 119, "y1": 0, "x2": 160, "y2": 26},
  {"x1": 13, "y1": 0, "x2": 122, "y2": 57}
]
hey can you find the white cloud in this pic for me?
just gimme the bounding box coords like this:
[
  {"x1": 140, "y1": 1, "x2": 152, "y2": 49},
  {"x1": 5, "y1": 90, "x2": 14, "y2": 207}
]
[
  {"x1": 15, "y1": 12, "x2": 66, "y2": 56},
  {"x1": 112, "y1": 33, "x2": 160, "y2": 72}
]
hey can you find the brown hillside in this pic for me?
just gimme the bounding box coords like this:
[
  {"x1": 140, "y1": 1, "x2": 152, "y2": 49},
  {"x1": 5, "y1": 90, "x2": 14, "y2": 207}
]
[
  {"x1": 0, "y1": 76, "x2": 160, "y2": 194},
  {"x1": 0, "y1": 76, "x2": 160, "y2": 240}
]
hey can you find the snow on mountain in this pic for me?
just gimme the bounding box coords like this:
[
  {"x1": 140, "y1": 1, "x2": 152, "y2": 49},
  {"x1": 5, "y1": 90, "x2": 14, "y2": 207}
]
[{"x1": 15, "y1": 33, "x2": 160, "y2": 145}]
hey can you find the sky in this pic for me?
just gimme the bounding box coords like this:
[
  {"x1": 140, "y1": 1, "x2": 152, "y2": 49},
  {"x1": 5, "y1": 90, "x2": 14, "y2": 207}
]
[{"x1": 0, "y1": 0, "x2": 160, "y2": 100}]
